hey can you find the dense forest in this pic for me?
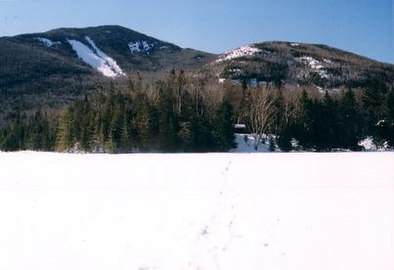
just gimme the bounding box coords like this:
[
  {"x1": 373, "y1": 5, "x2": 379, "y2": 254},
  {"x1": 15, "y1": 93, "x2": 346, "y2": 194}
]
[{"x1": 1, "y1": 70, "x2": 393, "y2": 152}]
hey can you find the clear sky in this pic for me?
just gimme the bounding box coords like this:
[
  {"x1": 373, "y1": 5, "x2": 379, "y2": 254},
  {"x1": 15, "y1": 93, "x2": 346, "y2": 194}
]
[{"x1": 0, "y1": 0, "x2": 393, "y2": 63}]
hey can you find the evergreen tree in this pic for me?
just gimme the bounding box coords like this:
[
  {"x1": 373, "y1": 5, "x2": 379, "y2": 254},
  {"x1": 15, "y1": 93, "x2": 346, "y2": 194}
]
[
  {"x1": 157, "y1": 80, "x2": 179, "y2": 150},
  {"x1": 212, "y1": 99, "x2": 236, "y2": 151},
  {"x1": 319, "y1": 91, "x2": 338, "y2": 150},
  {"x1": 338, "y1": 89, "x2": 361, "y2": 150},
  {"x1": 56, "y1": 108, "x2": 75, "y2": 151},
  {"x1": 296, "y1": 90, "x2": 314, "y2": 148},
  {"x1": 362, "y1": 78, "x2": 388, "y2": 136},
  {"x1": 377, "y1": 88, "x2": 394, "y2": 147}
]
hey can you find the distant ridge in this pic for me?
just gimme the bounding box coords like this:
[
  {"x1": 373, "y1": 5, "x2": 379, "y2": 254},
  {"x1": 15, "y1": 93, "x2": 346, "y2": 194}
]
[
  {"x1": 204, "y1": 41, "x2": 394, "y2": 90},
  {"x1": 0, "y1": 25, "x2": 393, "y2": 120}
]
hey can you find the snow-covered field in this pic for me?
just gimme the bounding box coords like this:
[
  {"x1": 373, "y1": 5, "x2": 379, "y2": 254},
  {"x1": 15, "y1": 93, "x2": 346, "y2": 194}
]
[{"x1": 0, "y1": 152, "x2": 393, "y2": 270}]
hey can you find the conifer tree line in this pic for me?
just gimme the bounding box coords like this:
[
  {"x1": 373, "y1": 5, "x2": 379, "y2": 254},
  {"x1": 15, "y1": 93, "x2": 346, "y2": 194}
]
[
  {"x1": 55, "y1": 70, "x2": 236, "y2": 152},
  {"x1": 0, "y1": 70, "x2": 393, "y2": 152}
]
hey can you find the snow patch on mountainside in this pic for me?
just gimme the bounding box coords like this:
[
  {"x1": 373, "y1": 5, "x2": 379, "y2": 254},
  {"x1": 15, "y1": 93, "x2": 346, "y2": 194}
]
[
  {"x1": 85, "y1": 36, "x2": 125, "y2": 76},
  {"x1": 35, "y1": 37, "x2": 61, "y2": 47},
  {"x1": 217, "y1": 45, "x2": 261, "y2": 62},
  {"x1": 128, "y1": 41, "x2": 155, "y2": 54},
  {"x1": 298, "y1": 56, "x2": 329, "y2": 79},
  {"x1": 67, "y1": 37, "x2": 125, "y2": 77}
]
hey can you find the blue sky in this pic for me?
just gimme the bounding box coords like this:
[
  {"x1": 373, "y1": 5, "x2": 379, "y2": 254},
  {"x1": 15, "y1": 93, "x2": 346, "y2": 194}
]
[{"x1": 0, "y1": 0, "x2": 393, "y2": 63}]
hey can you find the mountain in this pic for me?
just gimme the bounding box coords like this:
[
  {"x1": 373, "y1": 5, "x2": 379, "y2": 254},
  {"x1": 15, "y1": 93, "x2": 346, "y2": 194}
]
[
  {"x1": 1, "y1": 26, "x2": 394, "y2": 124},
  {"x1": 1, "y1": 26, "x2": 394, "y2": 152},
  {"x1": 0, "y1": 25, "x2": 215, "y2": 121},
  {"x1": 203, "y1": 41, "x2": 394, "y2": 90}
]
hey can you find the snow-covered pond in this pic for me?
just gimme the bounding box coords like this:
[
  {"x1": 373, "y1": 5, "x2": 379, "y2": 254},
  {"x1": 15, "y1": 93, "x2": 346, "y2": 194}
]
[{"x1": 0, "y1": 152, "x2": 393, "y2": 270}]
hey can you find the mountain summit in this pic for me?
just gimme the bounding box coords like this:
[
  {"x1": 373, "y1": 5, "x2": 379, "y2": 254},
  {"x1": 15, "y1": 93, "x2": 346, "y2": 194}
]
[
  {"x1": 0, "y1": 25, "x2": 215, "y2": 116},
  {"x1": 2, "y1": 25, "x2": 214, "y2": 77}
]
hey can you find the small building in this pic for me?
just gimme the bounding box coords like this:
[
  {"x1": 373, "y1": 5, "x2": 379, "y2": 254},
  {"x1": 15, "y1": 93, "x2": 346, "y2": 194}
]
[{"x1": 234, "y1": 123, "x2": 246, "y2": 133}]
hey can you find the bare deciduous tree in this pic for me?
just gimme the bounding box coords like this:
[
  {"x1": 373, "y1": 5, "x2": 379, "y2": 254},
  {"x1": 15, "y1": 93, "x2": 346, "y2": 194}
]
[
  {"x1": 248, "y1": 86, "x2": 278, "y2": 149},
  {"x1": 282, "y1": 87, "x2": 301, "y2": 128}
]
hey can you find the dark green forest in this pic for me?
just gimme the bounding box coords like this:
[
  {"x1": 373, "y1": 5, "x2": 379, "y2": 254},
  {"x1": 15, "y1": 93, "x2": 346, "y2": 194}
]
[{"x1": 1, "y1": 70, "x2": 393, "y2": 152}]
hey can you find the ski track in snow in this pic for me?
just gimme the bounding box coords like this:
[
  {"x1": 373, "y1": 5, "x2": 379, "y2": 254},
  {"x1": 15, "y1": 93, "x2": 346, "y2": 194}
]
[{"x1": 186, "y1": 157, "x2": 240, "y2": 270}]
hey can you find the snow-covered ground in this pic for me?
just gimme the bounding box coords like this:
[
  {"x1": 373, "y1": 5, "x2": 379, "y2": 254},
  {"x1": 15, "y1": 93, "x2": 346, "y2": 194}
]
[
  {"x1": 231, "y1": 134, "x2": 273, "y2": 152},
  {"x1": 0, "y1": 152, "x2": 393, "y2": 270}
]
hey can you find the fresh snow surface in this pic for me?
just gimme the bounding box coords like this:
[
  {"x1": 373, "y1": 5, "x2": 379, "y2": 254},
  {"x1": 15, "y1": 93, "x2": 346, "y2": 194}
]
[
  {"x1": 129, "y1": 41, "x2": 155, "y2": 54},
  {"x1": 35, "y1": 37, "x2": 61, "y2": 47},
  {"x1": 67, "y1": 37, "x2": 125, "y2": 77},
  {"x1": 217, "y1": 45, "x2": 261, "y2": 62},
  {"x1": 0, "y1": 152, "x2": 393, "y2": 270}
]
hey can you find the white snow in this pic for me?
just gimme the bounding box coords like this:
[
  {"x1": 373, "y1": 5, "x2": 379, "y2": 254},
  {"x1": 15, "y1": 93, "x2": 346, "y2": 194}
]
[
  {"x1": 316, "y1": 86, "x2": 326, "y2": 94},
  {"x1": 128, "y1": 42, "x2": 140, "y2": 52},
  {"x1": 128, "y1": 41, "x2": 155, "y2": 54},
  {"x1": 291, "y1": 137, "x2": 300, "y2": 148},
  {"x1": 217, "y1": 45, "x2": 261, "y2": 62},
  {"x1": 229, "y1": 68, "x2": 241, "y2": 73},
  {"x1": 35, "y1": 37, "x2": 61, "y2": 47},
  {"x1": 358, "y1": 136, "x2": 389, "y2": 151},
  {"x1": 219, "y1": 78, "x2": 226, "y2": 83},
  {"x1": 290, "y1": 43, "x2": 299, "y2": 47},
  {"x1": 359, "y1": 137, "x2": 376, "y2": 151},
  {"x1": 232, "y1": 134, "x2": 281, "y2": 152},
  {"x1": 0, "y1": 152, "x2": 393, "y2": 270},
  {"x1": 67, "y1": 37, "x2": 125, "y2": 78},
  {"x1": 299, "y1": 56, "x2": 323, "y2": 69},
  {"x1": 232, "y1": 134, "x2": 271, "y2": 152},
  {"x1": 234, "y1": 124, "x2": 246, "y2": 129},
  {"x1": 85, "y1": 36, "x2": 125, "y2": 76},
  {"x1": 298, "y1": 56, "x2": 329, "y2": 79}
]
